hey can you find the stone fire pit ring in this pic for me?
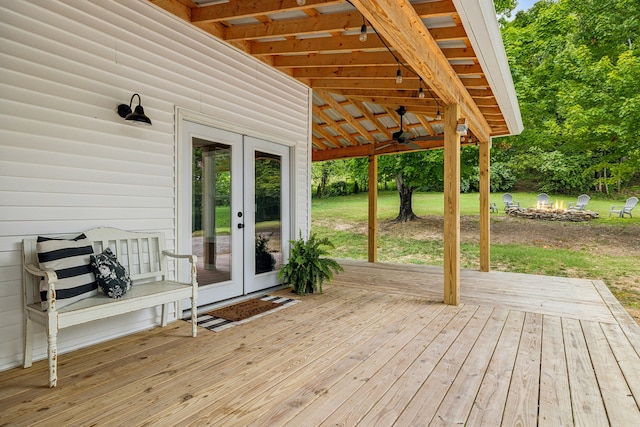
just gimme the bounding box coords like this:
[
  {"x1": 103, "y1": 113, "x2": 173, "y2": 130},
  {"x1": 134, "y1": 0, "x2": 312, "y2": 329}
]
[{"x1": 506, "y1": 207, "x2": 599, "y2": 222}]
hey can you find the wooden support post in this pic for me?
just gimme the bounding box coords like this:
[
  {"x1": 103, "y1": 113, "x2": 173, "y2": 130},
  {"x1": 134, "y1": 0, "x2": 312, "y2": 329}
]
[
  {"x1": 479, "y1": 139, "x2": 491, "y2": 272},
  {"x1": 368, "y1": 152, "x2": 378, "y2": 263},
  {"x1": 443, "y1": 104, "x2": 460, "y2": 305}
]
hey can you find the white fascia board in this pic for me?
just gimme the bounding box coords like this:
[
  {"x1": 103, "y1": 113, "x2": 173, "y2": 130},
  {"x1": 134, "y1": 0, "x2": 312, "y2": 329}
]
[{"x1": 453, "y1": 0, "x2": 524, "y2": 136}]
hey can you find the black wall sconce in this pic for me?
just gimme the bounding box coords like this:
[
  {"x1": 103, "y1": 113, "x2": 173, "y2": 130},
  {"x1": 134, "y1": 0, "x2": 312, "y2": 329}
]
[{"x1": 117, "y1": 93, "x2": 152, "y2": 125}]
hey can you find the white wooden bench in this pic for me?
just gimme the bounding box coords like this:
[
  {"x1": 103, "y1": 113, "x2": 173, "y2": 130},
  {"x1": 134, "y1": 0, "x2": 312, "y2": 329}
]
[{"x1": 22, "y1": 227, "x2": 198, "y2": 387}]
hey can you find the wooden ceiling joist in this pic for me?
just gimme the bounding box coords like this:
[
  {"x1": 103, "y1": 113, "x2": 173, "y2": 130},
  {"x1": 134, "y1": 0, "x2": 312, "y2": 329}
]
[{"x1": 191, "y1": 0, "x2": 345, "y2": 23}]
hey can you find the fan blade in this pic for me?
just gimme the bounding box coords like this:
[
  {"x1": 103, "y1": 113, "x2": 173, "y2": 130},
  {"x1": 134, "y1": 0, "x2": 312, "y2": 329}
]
[
  {"x1": 375, "y1": 143, "x2": 394, "y2": 151},
  {"x1": 400, "y1": 131, "x2": 413, "y2": 141},
  {"x1": 403, "y1": 140, "x2": 421, "y2": 150}
]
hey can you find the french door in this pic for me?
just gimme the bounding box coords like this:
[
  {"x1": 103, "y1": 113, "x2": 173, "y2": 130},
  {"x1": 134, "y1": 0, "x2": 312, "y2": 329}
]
[{"x1": 179, "y1": 121, "x2": 290, "y2": 307}]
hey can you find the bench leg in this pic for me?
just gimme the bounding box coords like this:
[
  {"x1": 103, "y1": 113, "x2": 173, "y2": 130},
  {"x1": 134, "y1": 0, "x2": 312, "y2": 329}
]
[
  {"x1": 176, "y1": 300, "x2": 183, "y2": 320},
  {"x1": 46, "y1": 315, "x2": 58, "y2": 388},
  {"x1": 161, "y1": 303, "x2": 169, "y2": 327},
  {"x1": 191, "y1": 298, "x2": 197, "y2": 338},
  {"x1": 23, "y1": 315, "x2": 33, "y2": 368}
]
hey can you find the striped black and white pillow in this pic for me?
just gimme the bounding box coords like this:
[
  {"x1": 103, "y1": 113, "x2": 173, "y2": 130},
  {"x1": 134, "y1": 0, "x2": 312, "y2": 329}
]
[{"x1": 37, "y1": 233, "x2": 98, "y2": 310}]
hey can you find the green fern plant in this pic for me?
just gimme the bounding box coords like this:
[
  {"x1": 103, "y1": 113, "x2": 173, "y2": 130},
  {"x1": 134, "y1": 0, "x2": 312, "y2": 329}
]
[{"x1": 278, "y1": 232, "x2": 343, "y2": 295}]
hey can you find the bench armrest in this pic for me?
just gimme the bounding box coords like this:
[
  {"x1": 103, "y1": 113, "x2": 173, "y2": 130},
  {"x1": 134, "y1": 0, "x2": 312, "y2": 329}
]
[
  {"x1": 24, "y1": 264, "x2": 58, "y2": 311},
  {"x1": 162, "y1": 251, "x2": 197, "y2": 264},
  {"x1": 162, "y1": 251, "x2": 198, "y2": 289},
  {"x1": 25, "y1": 263, "x2": 58, "y2": 282}
]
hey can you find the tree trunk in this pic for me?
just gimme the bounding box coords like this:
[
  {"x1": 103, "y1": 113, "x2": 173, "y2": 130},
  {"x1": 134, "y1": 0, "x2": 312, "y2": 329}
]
[
  {"x1": 316, "y1": 162, "x2": 330, "y2": 197},
  {"x1": 394, "y1": 175, "x2": 418, "y2": 222}
]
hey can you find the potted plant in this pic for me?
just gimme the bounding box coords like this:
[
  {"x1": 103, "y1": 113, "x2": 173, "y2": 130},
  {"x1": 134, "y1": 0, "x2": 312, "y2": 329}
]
[{"x1": 278, "y1": 232, "x2": 343, "y2": 295}]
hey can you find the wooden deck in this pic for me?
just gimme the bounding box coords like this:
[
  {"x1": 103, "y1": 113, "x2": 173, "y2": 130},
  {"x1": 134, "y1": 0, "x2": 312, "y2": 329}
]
[{"x1": 2, "y1": 260, "x2": 640, "y2": 426}]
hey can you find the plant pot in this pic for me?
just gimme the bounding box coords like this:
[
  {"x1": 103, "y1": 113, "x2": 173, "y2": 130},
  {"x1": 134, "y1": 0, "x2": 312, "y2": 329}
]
[{"x1": 306, "y1": 282, "x2": 314, "y2": 294}]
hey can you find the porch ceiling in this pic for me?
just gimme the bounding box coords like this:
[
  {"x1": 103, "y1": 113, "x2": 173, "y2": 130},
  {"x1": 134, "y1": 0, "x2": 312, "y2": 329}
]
[{"x1": 148, "y1": 0, "x2": 522, "y2": 161}]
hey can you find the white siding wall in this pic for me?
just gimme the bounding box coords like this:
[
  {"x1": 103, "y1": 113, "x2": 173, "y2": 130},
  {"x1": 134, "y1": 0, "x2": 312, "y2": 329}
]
[{"x1": 0, "y1": 0, "x2": 311, "y2": 371}]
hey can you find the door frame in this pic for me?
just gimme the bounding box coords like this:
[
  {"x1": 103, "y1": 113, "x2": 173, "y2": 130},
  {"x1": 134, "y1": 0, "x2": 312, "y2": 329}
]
[{"x1": 176, "y1": 109, "x2": 297, "y2": 308}]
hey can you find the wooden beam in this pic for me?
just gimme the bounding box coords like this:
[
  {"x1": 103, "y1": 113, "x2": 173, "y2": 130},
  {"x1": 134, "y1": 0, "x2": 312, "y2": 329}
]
[
  {"x1": 312, "y1": 137, "x2": 446, "y2": 161},
  {"x1": 191, "y1": 0, "x2": 343, "y2": 23},
  {"x1": 414, "y1": 114, "x2": 437, "y2": 136},
  {"x1": 251, "y1": 35, "x2": 387, "y2": 56},
  {"x1": 274, "y1": 50, "x2": 479, "y2": 69},
  {"x1": 451, "y1": 64, "x2": 484, "y2": 75},
  {"x1": 479, "y1": 138, "x2": 490, "y2": 272},
  {"x1": 225, "y1": 10, "x2": 361, "y2": 41},
  {"x1": 460, "y1": 77, "x2": 490, "y2": 88},
  {"x1": 310, "y1": 79, "x2": 426, "y2": 91},
  {"x1": 257, "y1": 35, "x2": 475, "y2": 58},
  {"x1": 203, "y1": 0, "x2": 456, "y2": 34},
  {"x1": 294, "y1": 67, "x2": 417, "y2": 80},
  {"x1": 273, "y1": 51, "x2": 399, "y2": 68},
  {"x1": 348, "y1": 0, "x2": 491, "y2": 142},
  {"x1": 443, "y1": 103, "x2": 460, "y2": 305},
  {"x1": 368, "y1": 151, "x2": 378, "y2": 263}
]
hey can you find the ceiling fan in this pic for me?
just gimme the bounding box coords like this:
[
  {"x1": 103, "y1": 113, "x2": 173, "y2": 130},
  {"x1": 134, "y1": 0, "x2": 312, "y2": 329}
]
[
  {"x1": 391, "y1": 106, "x2": 416, "y2": 147},
  {"x1": 376, "y1": 106, "x2": 440, "y2": 151}
]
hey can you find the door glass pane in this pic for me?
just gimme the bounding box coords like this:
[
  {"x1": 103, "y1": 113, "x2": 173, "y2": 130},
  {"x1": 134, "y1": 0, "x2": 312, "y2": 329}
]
[
  {"x1": 254, "y1": 151, "x2": 282, "y2": 274},
  {"x1": 192, "y1": 139, "x2": 232, "y2": 284}
]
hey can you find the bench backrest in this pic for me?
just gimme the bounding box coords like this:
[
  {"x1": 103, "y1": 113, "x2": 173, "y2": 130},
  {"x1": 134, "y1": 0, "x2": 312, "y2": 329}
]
[{"x1": 23, "y1": 228, "x2": 169, "y2": 306}]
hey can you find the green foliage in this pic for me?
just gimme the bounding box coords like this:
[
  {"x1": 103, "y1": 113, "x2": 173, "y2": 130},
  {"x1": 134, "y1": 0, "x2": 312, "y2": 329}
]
[
  {"x1": 325, "y1": 181, "x2": 349, "y2": 197},
  {"x1": 467, "y1": 161, "x2": 517, "y2": 193},
  {"x1": 499, "y1": 0, "x2": 640, "y2": 194},
  {"x1": 278, "y1": 232, "x2": 344, "y2": 295},
  {"x1": 493, "y1": 0, "x2": 517, "y2": 17}
]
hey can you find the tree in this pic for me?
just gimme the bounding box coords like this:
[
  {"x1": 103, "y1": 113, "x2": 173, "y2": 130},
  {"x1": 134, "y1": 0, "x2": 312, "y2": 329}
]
[
  {"x1": 378, "y1": 151, "x2": 443, "y2": 222},
  {"x1": 498, "y1": 0, "x2": 640, "y2": 193}
]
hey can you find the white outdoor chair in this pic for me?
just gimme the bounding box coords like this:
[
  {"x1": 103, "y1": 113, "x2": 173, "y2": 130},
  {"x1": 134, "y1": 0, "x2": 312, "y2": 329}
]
[
  {"x1": 568, "y1": 194, "x2": 590, "y2": 211},
  {"x1": 609, "y1": 196, "x2": 638, "y2": 218},
  {"x1": 503, "y1": 193, "x2": 520, "y2": 211},
  {"x1": 537, "y1": 193, "x2": 550, "y2": 208}
]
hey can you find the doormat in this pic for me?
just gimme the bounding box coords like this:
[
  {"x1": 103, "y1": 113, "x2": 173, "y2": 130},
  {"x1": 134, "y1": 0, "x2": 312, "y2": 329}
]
[{"x1": 193, "y1": 295, "x2": 299, "y2": 332}]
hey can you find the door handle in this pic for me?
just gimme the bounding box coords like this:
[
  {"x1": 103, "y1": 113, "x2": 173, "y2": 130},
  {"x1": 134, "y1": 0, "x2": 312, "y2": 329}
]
[{"x1": 237, "y1": 223, "x2": 245, "y2": 229}]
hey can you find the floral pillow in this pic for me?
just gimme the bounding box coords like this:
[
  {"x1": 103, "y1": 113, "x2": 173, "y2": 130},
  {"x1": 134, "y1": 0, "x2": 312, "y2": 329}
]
[{"x1": 90, "y1": 248, "x2": 132, "y2": 298}]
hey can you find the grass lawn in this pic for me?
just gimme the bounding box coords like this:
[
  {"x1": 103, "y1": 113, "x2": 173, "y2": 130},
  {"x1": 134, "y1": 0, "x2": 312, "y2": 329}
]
[{"x1": 312, "y1": 191, "x2": 640, "y2": 322}]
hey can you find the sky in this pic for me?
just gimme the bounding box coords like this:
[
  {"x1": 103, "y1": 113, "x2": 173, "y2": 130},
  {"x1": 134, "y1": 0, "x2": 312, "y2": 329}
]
[{"x1": 512, "y1": 0, "x2": 538, "y2": 14}]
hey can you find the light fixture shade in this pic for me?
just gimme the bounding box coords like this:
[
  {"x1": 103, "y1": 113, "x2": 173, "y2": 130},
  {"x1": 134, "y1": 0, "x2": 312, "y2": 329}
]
[
  {"x1": 117, "y1": 93, "x2": 152, "y2": 126},
  {"x1": 296, "y1": 0, "x2": 306, "y2": 5},
  {"x1": 126, "y1": 105, "x2": 152, "y2": 125}
]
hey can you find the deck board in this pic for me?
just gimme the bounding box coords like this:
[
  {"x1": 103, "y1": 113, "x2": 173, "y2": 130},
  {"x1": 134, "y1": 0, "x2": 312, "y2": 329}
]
[
  {"x1": 1, "y1": 260, "x2": 640, "y2": 426},
  {"x1": 538, "y1": 315, "x2": 572, "y2": 426}
]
